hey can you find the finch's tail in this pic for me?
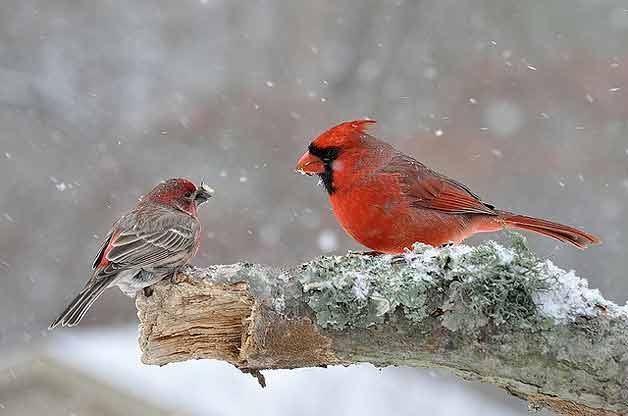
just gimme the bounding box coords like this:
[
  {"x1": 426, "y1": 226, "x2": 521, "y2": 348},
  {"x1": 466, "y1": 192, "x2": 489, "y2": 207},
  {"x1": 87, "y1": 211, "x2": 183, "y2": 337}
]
[
  {"x1": 497, "y1": 211, "x2": 601, "y2": 249},
  {"x1": 48, "y1": 276, "x2": 115, "y2": 329}
]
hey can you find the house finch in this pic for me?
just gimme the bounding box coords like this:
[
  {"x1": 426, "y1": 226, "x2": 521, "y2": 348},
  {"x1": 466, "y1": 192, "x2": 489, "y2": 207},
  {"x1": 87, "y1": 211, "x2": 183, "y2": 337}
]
[
  {"x1": 49, "y1": 178, "x2": 214, "y2": 329},
  {"x1": 296, "y1": 119, "x2": 601, "y2": 254}
]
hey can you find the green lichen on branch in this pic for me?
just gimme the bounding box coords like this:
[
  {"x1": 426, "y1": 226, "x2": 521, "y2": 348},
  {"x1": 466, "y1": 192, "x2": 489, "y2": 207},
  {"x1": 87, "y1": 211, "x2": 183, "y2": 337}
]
[
  {"x1": 441, "y1": 233, "x2": 551, "y2": 333},
  {"x1": 298, "y1": 251, "x2": 432, "y2": 329},
  {"x1": 298, "y1": 233, "x2": 606, "y2": 334}
]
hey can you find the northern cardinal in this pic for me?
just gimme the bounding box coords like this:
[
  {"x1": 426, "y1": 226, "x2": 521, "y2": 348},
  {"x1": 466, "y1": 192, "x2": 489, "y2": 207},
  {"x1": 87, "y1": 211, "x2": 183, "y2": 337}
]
[
  {"x1": 49, "y1": 178, "x2": 214, "y2": 329},
  {"x1": 296, "y1": 120, "x2": 600, "y2": 254}
]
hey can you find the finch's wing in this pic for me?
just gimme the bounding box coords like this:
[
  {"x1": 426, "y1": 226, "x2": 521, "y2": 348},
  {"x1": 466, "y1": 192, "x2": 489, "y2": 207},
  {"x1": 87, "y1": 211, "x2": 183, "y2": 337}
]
[
  {"x1": 383, "y1": 153, "x2": 497, "y2": 216},
  {"x1": 94, "y1": 210, "x2": 200, "y2": 278},
  {"x1": 92, "y1": 228, "x2": 114, "y2": 270},
  {"x1": 52, "y1": 210, "x2": 199, "y2": 329}
]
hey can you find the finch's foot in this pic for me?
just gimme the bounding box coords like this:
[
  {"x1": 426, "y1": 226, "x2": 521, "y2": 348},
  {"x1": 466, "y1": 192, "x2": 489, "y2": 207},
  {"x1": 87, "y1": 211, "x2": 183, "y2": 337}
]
[
  {"x1": 180, "y1": 264, "x2": 194, "y2": 274},
  {"x1": 439, "y1": 242, "x2": 455, "y2": 248},
  {"x1": 169, "y1": 265, "x2": 192, "y2": 285},
  {"x1": 143, "y1": 286, "x2": 154, "y2": 297},
  {"x1": 170, "y1": 270, "x2": 187, "y2": 285}
]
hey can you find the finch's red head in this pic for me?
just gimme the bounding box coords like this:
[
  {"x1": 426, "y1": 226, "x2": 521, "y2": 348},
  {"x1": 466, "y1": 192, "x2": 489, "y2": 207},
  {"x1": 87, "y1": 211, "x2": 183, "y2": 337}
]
[
  {"x1": 296, "y1": 119, "x2": 376, "y2": 193},
  {"x1": 143, "y1": 178, "x2": 214, "y2": 214}
]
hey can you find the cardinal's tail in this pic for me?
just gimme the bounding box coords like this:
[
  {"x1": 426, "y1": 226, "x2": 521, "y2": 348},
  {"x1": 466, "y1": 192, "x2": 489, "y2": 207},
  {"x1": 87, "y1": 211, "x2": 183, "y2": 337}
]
[
  {"x1": 48, "y1": 276, "x2": 115, "y2": 329},
  {"x1": 496, "y1": 211, "x2": 601, "y2": 249}
]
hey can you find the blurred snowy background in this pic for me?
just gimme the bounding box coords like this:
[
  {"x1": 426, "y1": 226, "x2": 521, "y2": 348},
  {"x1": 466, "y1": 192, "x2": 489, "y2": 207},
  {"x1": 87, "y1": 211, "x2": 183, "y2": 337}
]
[{"x1": 1, "y1": 0, "x2": 627, "y2": 414}]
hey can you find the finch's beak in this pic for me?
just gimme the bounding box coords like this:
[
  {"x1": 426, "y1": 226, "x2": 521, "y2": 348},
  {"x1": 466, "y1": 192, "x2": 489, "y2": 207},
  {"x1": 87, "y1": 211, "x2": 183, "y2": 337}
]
[
  {"x1": 296, "y1": 151, "x2": 325, "y2": 175},
  {"x1": 194, "y1": 182, "x2": 214, "y2": 205}
]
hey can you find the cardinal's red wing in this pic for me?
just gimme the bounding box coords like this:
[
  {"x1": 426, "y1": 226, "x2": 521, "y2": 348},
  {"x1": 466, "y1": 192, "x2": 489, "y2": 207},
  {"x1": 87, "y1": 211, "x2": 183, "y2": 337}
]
[{"x1": 382, "y1": 153, "x2": 497, "y2": 216}]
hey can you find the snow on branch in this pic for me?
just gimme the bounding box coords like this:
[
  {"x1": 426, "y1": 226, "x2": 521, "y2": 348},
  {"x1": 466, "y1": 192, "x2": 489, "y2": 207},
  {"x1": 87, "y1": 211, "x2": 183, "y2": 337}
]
[{"x1": 136, "y1": 234, "x2": 628, "y2": 416}]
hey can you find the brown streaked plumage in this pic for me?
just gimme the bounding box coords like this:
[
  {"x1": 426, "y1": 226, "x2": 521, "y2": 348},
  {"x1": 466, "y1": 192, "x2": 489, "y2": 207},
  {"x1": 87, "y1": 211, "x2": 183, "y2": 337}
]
[{"x1": 49, "y1": 178, "x2": 213, "y2": 329}]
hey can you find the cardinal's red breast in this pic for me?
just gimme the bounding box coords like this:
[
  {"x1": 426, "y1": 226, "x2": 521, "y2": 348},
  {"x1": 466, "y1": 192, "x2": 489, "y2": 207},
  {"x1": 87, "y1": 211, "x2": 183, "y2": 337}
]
[{"x1": 329, "y1": 169, "x2": 482, "y2": 253}]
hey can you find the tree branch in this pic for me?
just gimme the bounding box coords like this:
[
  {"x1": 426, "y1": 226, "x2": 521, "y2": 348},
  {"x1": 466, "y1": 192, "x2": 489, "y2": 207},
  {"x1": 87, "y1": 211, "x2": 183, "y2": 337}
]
[{"x1": 136, "y1": 235, "x2": 628, "y2": 416}]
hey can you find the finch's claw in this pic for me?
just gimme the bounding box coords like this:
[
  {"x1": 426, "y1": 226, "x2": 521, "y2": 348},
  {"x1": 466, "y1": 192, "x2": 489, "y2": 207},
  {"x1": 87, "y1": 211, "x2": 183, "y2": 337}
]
[
  {"x1": 143, "y1": 286, "x2": 154, "y2": 297},
  {"x1": 170, "y1": 269, "x2": 187, "y2": 285},
  {"x1": 181, "y1": 264, "x2": 194, "y2": 275}
]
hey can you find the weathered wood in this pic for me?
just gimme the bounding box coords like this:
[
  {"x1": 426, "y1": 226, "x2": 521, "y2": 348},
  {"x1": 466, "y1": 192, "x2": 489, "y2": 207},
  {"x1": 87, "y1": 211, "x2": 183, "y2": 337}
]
[{"x1": 136, "y1": 236, "x2": 628, "y2": 416}]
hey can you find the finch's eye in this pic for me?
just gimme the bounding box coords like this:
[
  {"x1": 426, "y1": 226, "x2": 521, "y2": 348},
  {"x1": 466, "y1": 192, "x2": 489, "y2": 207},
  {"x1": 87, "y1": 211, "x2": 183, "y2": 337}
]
[{"x1": 184, "y1": 191, "x2": 194, "y2": 198}]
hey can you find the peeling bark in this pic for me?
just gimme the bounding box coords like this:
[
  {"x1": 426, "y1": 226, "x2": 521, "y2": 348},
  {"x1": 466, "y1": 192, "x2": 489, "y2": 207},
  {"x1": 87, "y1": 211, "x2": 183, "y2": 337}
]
[{"x1": 136, "y1": 238, "x2": 628, "y2": 416}]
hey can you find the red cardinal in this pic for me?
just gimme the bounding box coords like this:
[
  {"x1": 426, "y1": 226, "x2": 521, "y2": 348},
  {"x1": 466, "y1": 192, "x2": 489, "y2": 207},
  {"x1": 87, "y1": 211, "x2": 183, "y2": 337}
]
[
  {"x1": 296, "y1": 120, "x2": 601, "y2": 254},
  {"x1": 49, "y1": 178, "x2": 214, "y2": 329}
]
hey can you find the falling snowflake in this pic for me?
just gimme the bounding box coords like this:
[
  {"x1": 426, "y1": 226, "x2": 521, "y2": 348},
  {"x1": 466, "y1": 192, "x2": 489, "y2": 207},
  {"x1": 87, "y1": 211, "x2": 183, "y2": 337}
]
[
  {"x1": 484, "y1": 100, "x2": 523, "y2": 137},
  {"x1": 259, "y1": 224, "x2": 281, "y2": 246},
  {"x1": 423, "y1": 66, "x2": 438, "y2": 80},
  {"x1": 317, "y1": 230, "x2": 338, "y2": 253}
]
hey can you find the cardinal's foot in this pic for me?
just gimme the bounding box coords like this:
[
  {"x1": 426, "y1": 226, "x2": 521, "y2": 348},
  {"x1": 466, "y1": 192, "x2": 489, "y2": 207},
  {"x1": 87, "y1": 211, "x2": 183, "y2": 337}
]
[
  {"x1": 390, "y1": 255, "x2": 406, "y2": 264},
  {"x1": 348, "y1": 250, "x2": 385, "y2": 257}
]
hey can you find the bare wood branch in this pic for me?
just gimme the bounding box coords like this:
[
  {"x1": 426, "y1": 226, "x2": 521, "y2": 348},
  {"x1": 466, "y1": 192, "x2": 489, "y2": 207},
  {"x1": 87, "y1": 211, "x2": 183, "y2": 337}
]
[{"x1": 136, "y1": 237, "x2": 628, "y2": 416}]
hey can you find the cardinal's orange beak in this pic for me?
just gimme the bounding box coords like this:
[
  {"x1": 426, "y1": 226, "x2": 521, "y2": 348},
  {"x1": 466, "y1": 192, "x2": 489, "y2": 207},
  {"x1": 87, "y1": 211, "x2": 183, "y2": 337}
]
[{"x1": 296, "y1": 151, "x2": 325, "y2": 175}]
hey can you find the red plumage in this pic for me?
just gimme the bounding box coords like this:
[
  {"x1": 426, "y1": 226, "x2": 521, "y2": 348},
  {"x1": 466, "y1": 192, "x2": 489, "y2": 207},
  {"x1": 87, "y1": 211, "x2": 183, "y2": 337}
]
[
  {"x1": 297, "y1": 120, "x2": 601, "y2": 254},
  {"x1": 49, "y1": 178, "x2": 213, "y2": 329}
]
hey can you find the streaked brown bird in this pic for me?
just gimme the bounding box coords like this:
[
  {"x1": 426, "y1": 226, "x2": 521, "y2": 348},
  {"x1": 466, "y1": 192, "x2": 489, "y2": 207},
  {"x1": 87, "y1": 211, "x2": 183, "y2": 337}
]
[{"x1": 49, "y1": 178, "x2": 213, "y2": 329}]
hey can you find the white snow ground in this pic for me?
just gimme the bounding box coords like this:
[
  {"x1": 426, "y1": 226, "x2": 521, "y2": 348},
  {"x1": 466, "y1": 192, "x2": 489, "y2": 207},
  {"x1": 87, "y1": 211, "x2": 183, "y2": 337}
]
[{"x1": 45, "y1": 326, "x2": 542, "y2": 416}]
